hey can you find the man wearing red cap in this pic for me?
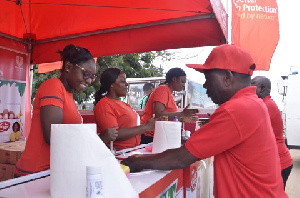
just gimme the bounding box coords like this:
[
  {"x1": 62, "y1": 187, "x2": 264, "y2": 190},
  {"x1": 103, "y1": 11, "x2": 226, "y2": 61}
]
[{"x1": 123, "y1": 44, "x2": 287, "y2": 197}]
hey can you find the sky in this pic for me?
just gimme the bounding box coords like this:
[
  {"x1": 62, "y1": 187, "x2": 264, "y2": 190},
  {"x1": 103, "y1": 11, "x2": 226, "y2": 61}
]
[{"x1": 154, "y1": 0, "x2": 300, "y2": 110}]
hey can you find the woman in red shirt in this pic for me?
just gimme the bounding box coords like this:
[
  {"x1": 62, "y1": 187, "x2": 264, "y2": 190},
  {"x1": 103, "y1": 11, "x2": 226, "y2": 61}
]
[
  {"x1": 94, "y1": 68, "x2": 155, "y2": 150},
  {"x1": 141, "y1": 67, "x2": 198, "y2": 144},
  {"x1": 15, "y1": 44, "x2": 97, "y2": 177}
]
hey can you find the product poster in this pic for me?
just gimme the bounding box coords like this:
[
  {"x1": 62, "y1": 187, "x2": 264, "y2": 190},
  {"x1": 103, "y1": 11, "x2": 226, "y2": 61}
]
[{"x1": 0, "y1": 48, "x2": 27, "y2": 143}]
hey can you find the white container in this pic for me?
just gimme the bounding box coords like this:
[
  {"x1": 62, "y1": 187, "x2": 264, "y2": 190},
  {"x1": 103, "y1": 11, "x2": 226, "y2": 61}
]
[
  {"x1": 152, "y1": 121, "x2": 182, "y2": 153},
  {"x1": 86, "y1": 166, "x2": 103, "y2": 198},
  {"x1": 185, "y1": 130, "x2": 191, "y2": 138}
]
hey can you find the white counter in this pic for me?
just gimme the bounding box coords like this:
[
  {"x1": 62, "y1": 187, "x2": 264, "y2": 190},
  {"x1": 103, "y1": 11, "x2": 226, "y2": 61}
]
[
  {"x1": 0, "y1": 145, "x2": 180, "y2": 198},
  {"x1": 0, "y1": 170, "x2": 172, "y2": 198}
]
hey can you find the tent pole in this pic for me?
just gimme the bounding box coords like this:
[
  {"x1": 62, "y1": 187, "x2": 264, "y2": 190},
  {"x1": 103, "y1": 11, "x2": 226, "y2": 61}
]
[
  {"x1": 227, "y1": 0, "x2": 232, "y2": 44},
  {"x1": 0, "y1": 33, "x2": 28, "y2": 44}
]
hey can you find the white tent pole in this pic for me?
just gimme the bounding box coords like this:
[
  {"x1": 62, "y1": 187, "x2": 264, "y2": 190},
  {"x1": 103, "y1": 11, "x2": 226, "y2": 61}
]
[{"x1": 226, "y1": 0, "x2": 232, "y2": 44}]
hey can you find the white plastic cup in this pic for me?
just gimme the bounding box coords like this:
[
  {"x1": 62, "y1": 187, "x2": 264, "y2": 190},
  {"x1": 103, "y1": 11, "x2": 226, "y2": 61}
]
[{"x1": 86, "y1": 166, "x2": 103, "y2": 198}]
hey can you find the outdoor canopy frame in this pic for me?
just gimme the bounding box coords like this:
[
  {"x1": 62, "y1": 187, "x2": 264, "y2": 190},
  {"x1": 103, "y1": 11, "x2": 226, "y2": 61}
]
[
  {"x1": 0, "y1": 0, "x2": 227, "y2": 64},
  {"x1": 0, "y1": 0, "x2": 227, "y2": 136}
]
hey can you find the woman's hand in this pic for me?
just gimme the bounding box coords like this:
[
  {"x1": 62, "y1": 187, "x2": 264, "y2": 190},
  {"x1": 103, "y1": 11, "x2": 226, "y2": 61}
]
[
  {"x1": 181, "y1": 104, "x2": 199, "y2": 117},
  {"x1": 180, "y1": 105, "x2": 199, "y2": 123},
  {"x1": 144, "y1": 118, "x2": 156, "y2": 131},
  {"x1": 99, "y1": 128, "x2": 118, "y2": 143},
  {"x1": 157, "y1": 115, "x2": 168, "y2": 121},
  {"x1": 182, "y1": 115, "x2": 199, "y2": 123}
]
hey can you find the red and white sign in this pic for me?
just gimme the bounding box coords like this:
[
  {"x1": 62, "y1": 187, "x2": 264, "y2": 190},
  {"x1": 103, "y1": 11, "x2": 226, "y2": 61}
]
[
  {"x1": 0, "y1": 48, "x2": 27, "y2": 143},
  {"x1": 231, "y1": 0, "x2": 279, "y2": 71},
  {"x1": 0, "y1": 121, "x2": 10, "y2": 132},
  {"x1": 0, "y1": 49, "x2": 26, "y2": 81}
]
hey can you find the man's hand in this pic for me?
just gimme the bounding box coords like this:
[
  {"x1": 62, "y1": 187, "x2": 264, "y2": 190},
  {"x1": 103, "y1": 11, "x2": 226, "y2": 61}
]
[{"x1": 121, "y1": 154, "x2": 144, "y2": 173}]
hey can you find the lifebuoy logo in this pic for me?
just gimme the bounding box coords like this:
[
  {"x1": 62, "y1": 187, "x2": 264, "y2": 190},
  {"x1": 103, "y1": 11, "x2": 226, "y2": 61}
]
[{"x1": 0, "y1": 121, "x2": 10, "y2": 132}]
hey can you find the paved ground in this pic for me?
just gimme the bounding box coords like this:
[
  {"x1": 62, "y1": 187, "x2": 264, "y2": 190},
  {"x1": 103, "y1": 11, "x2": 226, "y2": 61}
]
[{"x1": 286, "y1": 149, "x2": 300, "y2": 198}]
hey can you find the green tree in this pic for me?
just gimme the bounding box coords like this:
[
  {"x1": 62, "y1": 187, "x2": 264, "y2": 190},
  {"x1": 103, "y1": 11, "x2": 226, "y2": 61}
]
[
  {"x1": 31, "y1": 51, "x2": 169, "y2": 105},
  {"x1": 96, "y1": 52, "x2": 166, "y2": 77},
  {"x1": 31, "y1": 67, "x2": 60, "y2": 102}
]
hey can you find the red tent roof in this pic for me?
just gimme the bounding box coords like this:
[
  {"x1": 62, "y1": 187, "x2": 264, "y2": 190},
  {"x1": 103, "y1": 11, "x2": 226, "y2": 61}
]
[{"x1": 0, "y1": 0, "x2": 226, "y2": 64}]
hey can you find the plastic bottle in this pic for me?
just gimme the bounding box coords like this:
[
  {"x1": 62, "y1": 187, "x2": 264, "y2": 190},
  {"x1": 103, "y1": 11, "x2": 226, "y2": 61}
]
[
  {"x1": 174, "y1": 116, "x2": 178, "y2": 122},
  {"x1": 86, "y1": 166, "x2": 103, "y2": 198}
]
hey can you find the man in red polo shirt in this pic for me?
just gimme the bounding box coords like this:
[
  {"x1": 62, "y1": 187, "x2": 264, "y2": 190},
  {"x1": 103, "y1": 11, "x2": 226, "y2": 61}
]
[
  {"x1": 251, "y1": 76, "x2": 293, "y2": 189},
  {"x1": 123, "y1": 44, "x2": 287, "y2": 197}
]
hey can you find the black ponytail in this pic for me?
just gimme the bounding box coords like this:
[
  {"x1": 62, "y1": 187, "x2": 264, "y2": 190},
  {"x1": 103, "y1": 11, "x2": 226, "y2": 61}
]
[{"x1": 94, "y1": 68, "x2": 121, "y2": 104}]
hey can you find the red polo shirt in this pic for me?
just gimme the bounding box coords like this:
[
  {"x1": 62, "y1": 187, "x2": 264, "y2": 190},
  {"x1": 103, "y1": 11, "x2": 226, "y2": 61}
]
[
  {"x1": 15, "y1": 78, "x2": 82, "y2": 176},
  {"x1": 185, "y1": 87, "x2": 287, "y2": 198},
  {"x1": 263, "y1": 96, "x2": 293, "y2": 170},
  {"x1": 141, "y1": 84, "x2": 178, "y2": 137},
  {"x1": 94, "y1": 96, "x2": 139, "y2": 149}
]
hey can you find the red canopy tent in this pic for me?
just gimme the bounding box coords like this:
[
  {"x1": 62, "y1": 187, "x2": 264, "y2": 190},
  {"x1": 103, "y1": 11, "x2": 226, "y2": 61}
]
[
  {"x1": 1, "y1": 0, "x2": 227, "y2": 63},
  {"x1": 0, "y1": 0, "x2": 227, "y2": 136}
]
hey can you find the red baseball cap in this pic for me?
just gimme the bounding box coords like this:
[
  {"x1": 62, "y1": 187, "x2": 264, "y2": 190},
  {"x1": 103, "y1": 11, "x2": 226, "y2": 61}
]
[{"x1": 186, "y1": 44, "x2": 256, "y2": 76}]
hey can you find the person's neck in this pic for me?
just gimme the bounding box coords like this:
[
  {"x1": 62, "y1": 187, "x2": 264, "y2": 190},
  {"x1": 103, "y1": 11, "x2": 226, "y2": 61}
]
[
  {"x1": 106, "y1": 92, "x2": 121, "y2": 100},
  {"x1": 261, "y1": 94, "x2": 270, "y2": 99},
  {"x1": 167, "y1": 83, "x2": 174, "y2": 92},
  {"x1": 228, "y1": 84, "x2": 249, "y2": 100},
  {"x1": 60, "y1": 75, "x2": 72, "y2": 93}
]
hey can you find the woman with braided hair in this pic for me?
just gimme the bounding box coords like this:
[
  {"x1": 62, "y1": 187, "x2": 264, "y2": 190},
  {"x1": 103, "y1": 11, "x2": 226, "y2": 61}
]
[{"x1": 15, "y1": 44, "x2": 97, "y2": 177}]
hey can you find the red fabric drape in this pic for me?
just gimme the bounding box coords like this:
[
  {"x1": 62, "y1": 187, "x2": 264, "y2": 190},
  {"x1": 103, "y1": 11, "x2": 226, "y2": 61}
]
[{"x1": 231, "y1": 0, "x2": 279, "y2": 71}]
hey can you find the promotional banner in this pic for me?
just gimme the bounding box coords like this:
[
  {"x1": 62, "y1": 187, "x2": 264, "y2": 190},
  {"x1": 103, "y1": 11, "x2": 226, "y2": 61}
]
[
  {"x1": 231, "y1": 0, "x2": 279, "y2": 70},
  {"x1": 0, "y1": 48, "x2": 27, "y2": 143}
]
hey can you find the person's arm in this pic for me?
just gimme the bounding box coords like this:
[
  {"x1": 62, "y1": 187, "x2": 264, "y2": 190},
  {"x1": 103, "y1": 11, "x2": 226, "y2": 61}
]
[
  {"x1": 153, "y1": 102, "x2": 198, "y2": 120},
  {"x1": 40, "y1": 105, "x2": 63, "y2": 144},
  {"x1": 115, "y1": 118, "x2": 155, "y2": 141},
  {"x1": 99, "y1": 128, "x2": 118, "y2": 143},
  {"x1": 122, "y1": 145, "x2": 199, "y2": 172}
]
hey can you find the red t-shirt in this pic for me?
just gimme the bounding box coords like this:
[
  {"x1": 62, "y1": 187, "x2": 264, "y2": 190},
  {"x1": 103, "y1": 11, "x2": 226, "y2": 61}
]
[
  {"x1": 15, "y1": 78, "x2": 82, "y2": 176},
  {"x1": 263, "y1": 96, "x2": 293, "y2": 170},
  {"x1": 94, "y1": 96, "x2": 139, "y2": 149},
  {"x1": 185, "y1": 87, "x2": 287, "y2": 198},
  {"x1": 141, "y1": 84, "x2": 178, "y2": 137}
]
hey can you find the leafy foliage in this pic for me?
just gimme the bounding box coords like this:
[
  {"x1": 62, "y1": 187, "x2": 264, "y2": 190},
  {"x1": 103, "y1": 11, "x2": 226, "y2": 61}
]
[
  {"x1": 0, "y1": 80, "x2": 26, "y2": 97},
  {"x1": 16, "y1": 82, "x2": 26, "y2": 97},
  {"x1": 31, "y1": 68, "x2": 60, "y2": 102},
  {"x1": 31, "y1": 51, "x2": 169, "y2": 104}
]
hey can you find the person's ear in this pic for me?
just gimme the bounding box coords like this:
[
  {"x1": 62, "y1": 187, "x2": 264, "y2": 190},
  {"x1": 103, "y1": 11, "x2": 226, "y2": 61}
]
[
  {"x1": 65, "y1": 61, "x2": 71, "y2": 72},
  {"x1": 260, "y1": 84, "x2": 265, "y2": 93},
  {"x1": 224, "y1": 70, "x2": 234, "y2": 87}
]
